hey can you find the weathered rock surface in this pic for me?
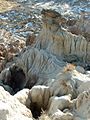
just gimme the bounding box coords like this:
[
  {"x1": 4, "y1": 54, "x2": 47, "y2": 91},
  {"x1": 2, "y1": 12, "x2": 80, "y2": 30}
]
[
  {"x1": 73, "y1": 89, "x2": 90, "y2": 120},
  {"x1": 35, "y1": 9, "x2": 90, "y2": 64},
  {"x1": 49, "y1": 71, "x2": 77, "y2": 98},
  {"x1": 0, "y1": 86, "x2": 32, "y2": 120},
  {"x1": 0, "y1": 68, "x2": 90, "y2": 120},
  {"x1": 47, "y1": 94, "x2": 72, "y2": 115},
  {"x1": 0, "y1": 2, "x2": 90, "y2": 120},
  {"x1": 0, "y1": 29, "x2": 25, "y2": 71},
  {"x1": 30, "y1": 85, "x2": 52, "y2": 110},
  {"x1": 14, "y1": 89, "x2": 31, "y2": 108},
  {"x1": 15, "y1": 47, "x2": 65, "y2": 87},
  {"x1": 51, "y1": 110, "x2": 73, "y2": 120}
]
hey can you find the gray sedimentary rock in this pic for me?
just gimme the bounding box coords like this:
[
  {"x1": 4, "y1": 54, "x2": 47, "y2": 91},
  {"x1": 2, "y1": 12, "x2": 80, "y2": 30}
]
[
  {"x1": 35, "y1": 9, "x2": 90, "y2": 63},
  {"x1": 0, "y1": 9, "x2": 90, "y2": 120},
  {"x1": 4, "y1": 9, "x2": 89, "y2": 90},
  {"x1": 15, "y1": 47, "x2": 65, "y2": 86}
]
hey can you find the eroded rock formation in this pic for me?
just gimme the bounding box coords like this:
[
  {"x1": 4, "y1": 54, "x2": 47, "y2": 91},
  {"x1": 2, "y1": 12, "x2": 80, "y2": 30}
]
[
  {"x1": 15, "y1": 47, "x2": 65, "y2": 87},
  {"x1": 35, "y1": 9, "x2": 90, "y2": 64},
  {"x1": 0, "y1": 86, "x2": 32, "y2": 120},
  {"x1": 73, "y1": 89, "x2": 90, "y2": 120},
  {"x1": 0, "y1": 9, "x2": 90, "y2": 120},
  {"x1": 7, "y1": 9, "x2": 89, "y2": 86}
]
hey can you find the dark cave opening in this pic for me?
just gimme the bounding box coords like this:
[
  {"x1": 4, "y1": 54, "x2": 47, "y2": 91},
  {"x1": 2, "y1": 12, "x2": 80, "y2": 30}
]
[{"x1": 30, "y1": 102, "x2": 42, "y2": 119}]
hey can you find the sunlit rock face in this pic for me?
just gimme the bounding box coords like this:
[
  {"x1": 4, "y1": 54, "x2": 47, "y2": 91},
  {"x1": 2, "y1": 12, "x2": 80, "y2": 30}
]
[
  {"x1": 0, "y1": 86, "x2": 32, "y2": 120},
  {"x1": 35, "y1": 9, "x2": 90, "y2": 64},
  {"x1": 73, "y1": 89, "x2": 90, "y2": 120}
]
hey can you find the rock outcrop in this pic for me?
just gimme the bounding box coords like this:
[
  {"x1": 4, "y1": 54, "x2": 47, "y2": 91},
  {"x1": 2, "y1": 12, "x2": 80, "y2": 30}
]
[
  {"x1": 0, "y1": 86, "x2": 32, "y2": 120},
  {"x1": 47, "y1": 94, "x2": 72, "y2": 115},
  {"x1": 3, "y1": 9, "x2": 89, "y2": 87},
  {"x1": 0, "y1": 8, "x2": 90, "y2": 120},
  {"x1": 0, "y1": 68, "x2": 90, "y2": 120},
  {"x1": 35, "y1": 9, "x2": 90, "y2": 64},
  {"x1": 73, "y1": 89, "x2": 90, "y2": 120},
  {"x1": 15, "y1": 47, "x2": 65, "y2": 87}
]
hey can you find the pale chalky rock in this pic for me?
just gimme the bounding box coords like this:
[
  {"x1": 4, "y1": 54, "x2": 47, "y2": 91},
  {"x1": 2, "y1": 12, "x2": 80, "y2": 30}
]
[
  {"x1": 47, "y1": 94, "x2": 72, "y2": 115},
  {"x1": 49, "y1": 71, "x2": 77, "y2": 98},
  {"x1": 71, "y1": 70, "x2": 90, "y2": 94},
  {"x1": 0, "y1": 86, "x2": 32, "y2": 120},
  {"x1": 73, "y1": 89, "x2": 90, "y2": 119},
  {"x1": 51, "y1": 110, "x2": 73, "y2": 120},
  {"x1": 14, "y1": 89, "x2": 31, "y2": 108},
  {"x1": 30, "y1": 85, "x2": 52, "y2": 110},
  {"x1": 78, "y1": 81, "x2": 90, "y2": 94},
  {"x1": 0, "y1": 86, "x2": 11, "y2": 100},
  {"x1": 35, "y1": 9, "x2": 90, "y2": 63}
]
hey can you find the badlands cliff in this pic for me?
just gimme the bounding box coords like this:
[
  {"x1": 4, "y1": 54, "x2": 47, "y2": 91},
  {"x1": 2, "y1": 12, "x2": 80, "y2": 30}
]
[
  {"x1": 0, "y1": 9, "x2": 90, "y2": 120},
  {"x1": 36, "y1": 9, "x2": 90, "y2": 63}
]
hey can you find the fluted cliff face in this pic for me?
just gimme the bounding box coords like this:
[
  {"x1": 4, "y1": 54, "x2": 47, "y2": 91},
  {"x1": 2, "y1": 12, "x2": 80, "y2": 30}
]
[
  {"x1": 13, "y1": 9, "x2": 90, "y2": 88},
  {"x1": 36, "y1": 9, "x2": 90, "y2": 63},
  {"x1": 15, "y1": 47, "x2": 66, "y2": 88}
]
